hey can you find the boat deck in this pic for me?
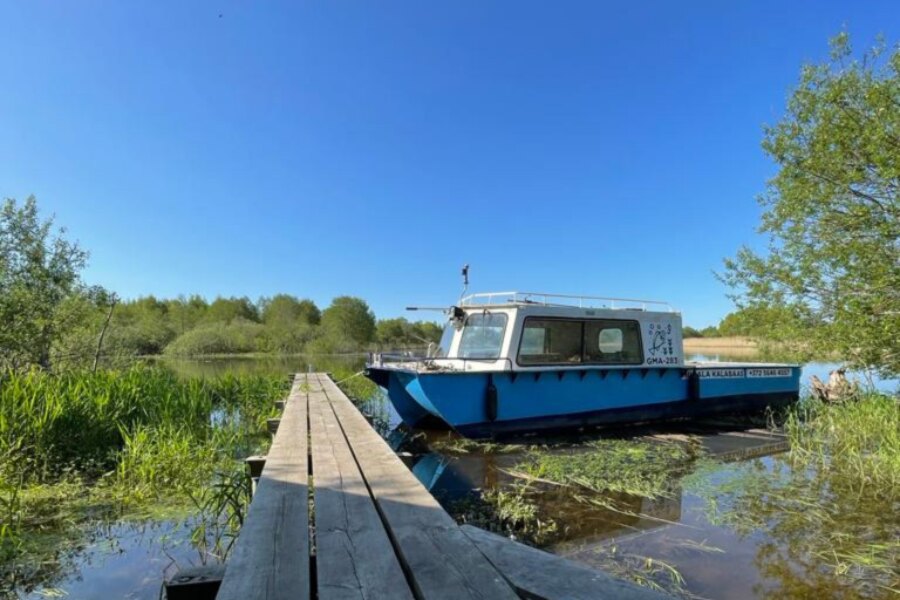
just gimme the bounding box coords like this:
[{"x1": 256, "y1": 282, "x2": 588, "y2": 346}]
[{"x1": 214, "y1": 373, "x2": 669, "y2": 600}]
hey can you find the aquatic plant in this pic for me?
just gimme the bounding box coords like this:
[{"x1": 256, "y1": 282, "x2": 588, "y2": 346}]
[
  {"x1": 0, "y1": 366, "x2": 288, "y2": 592},
  {"x1": 328, "y1": 364, "x2": 378, "y2": 406},
  {"x1": 0, "y1": 367, "x2": 284, "y2": 481},
  {"x1": 515, "y1": 438, "x2": 697, "y2": 499},
  {"x1": 188, "y1": 463, "x2": 251, "y2": 561},
  {"x1": 451, "y1": 484, "x2": 559, "y2": 546},
  {"x1": 785, "y1": 393, "x2": 899, "y2": 494},
  {"x1": 687, "y1": 393, "x2": 900, "y2": 596}
]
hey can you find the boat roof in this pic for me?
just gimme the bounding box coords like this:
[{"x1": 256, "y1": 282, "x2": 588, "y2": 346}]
[{"x1": 459, "y1": 291, "x2": 678, "y2": 314}]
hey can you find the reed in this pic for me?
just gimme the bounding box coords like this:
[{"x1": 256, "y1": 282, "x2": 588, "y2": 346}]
[
  {"x1": 785, "y1": 393, "x2": 899, "y2": 494},
  {"x1": 0, "y1": 367, "x2": 284, "y2": 481},
  {"x1": 0, "y1": 366, "x2": 288, "y2": 584},
  {"x1": 687, "y1": 393, "x2": 900, "y2": 595}
]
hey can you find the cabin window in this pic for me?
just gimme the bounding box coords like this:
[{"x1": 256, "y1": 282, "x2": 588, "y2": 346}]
[
  {"x1": 517, "y1": 319, "x2": 583, "y2": 365},
  {"x1": 583, "y1": 320, "x2": 642, "y2": 364},
  {"x1": 434, "y1": 324, "x2": 455, "y2": 357},
  {"x1": 458, "y1": 313, "x2": 508, "y2": 359}
]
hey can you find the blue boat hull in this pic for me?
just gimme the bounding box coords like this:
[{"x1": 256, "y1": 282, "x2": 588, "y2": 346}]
[{"x1": 365, "y1": 366, "x2": 801, "y2": 439}]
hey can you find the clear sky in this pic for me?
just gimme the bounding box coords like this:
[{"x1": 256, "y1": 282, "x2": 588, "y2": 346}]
[{"x1": 1, "y1": 2, "x2": 896, "y2": 327}]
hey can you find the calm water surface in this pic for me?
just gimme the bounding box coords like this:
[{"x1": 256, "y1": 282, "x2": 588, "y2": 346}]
[{"x1": 21, "y1": 354, "x2": 897, "y2": 599}]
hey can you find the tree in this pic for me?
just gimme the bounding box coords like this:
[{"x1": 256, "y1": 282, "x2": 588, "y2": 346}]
[
  {"x1": 722, "y1": 34, "x2": 900, "y2": 376},
  {"x1": 682, "y1": 326, "x2": 704, "y2": 338},
  {"x1": 204, "y1": 296, "x2": 259, "y2": 324},
  {"x1": 320, "y1": 296, "x2": 376, "y2": 348},
  {"x1": 717, "y1": 306, "x2": 805, "y2": 338},
  {"x1": 166, "y1": 295, "x2": 208, "y2": 335},
  {"x1": 260, "y1": 295, "x2": 320, "y2": 326},
  {"x1": 112, "y1": 295, "x2": 177, "y2": 354},
  {"x1": 376, "y1": 317, "x2": 410, "y2": 348},
  {"x1": 411, "y1": 321, "x2": 442, "y2": 344},
  {"x1": 0, "y1": 197, "x2": 88, "y2": 369}
]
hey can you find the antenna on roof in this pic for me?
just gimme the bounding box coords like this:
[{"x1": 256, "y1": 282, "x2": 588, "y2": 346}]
[{"x1": 460, "y1": 264, "x2": 469, "y2": 301}]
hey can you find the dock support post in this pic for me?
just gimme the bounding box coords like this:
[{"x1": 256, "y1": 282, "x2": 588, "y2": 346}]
[
  {"x1": 164, "y1": 564, "x2": 225, "y2": 600},
  {"x1": 244, "y1": 455, "x2": 267, "y2": 497}
]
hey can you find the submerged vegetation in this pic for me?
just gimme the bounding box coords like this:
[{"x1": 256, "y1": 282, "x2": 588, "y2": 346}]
[
  {"x1": 435, "y1": 394, "x2": 900, "y2": 598},
  {"x1": 688, "y1": 393, "x2": 899, "y2": 596},
  {"x1": 0, "y1": 366, "x2": 288, "y2": 593},
  {"x1": 516, "y1": 439, "x2": 697, "y2": 500}
]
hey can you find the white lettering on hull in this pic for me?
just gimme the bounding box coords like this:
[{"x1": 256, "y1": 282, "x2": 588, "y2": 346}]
[
  {"x1": 747, "y1": 367, "x2": 792, "y2": 378},
  {"x1": 698, "y1": 368, "x2": 746, "y2": 379}
]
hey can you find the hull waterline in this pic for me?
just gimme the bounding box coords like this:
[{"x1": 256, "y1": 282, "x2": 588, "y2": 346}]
[{"x1": 366, "y1": 365, "x2": 800, "y2": 439}]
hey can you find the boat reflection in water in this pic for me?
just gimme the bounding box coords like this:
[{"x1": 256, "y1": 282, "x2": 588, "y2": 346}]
[{"x1": 398, "y1": 429, "x2": 685, "y2": 543}]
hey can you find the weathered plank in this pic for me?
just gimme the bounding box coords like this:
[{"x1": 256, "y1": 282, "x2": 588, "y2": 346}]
[
  {"x1": 316, "y1": 374, "x2": 518, "y2": 600},
  {"x1": 217, "y1": 375, "x2": 310, "y2": 600},
  {"x1": 307, "y1": 379, "x2": 414, "y2": 600},
  {"x1": 460, "y1": 525, "x2": 671, "y2": 600}
]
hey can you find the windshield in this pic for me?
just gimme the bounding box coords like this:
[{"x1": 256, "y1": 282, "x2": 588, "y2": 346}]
[
  {"x1": 458, "y1": 312, "x2": 508, "y2": 359},
  {"x1": 434, "y1": 323, "x2": 455, "y2": 357}
]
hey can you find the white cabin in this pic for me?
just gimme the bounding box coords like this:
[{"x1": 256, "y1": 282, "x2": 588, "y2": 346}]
[{"x1": 399, "y1": 292, "x2": 685, "y2": 372}]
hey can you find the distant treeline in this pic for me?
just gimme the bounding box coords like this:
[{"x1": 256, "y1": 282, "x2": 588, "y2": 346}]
[
  {"x1": 682, "y1": 305, "x2": 800, "y2": 339},
  {"x1": 56, "y1": 293, "x2": 443, "y2": 363},
  {"x1": 1, "y1": 196, "x2": 443, "y2": 371}
]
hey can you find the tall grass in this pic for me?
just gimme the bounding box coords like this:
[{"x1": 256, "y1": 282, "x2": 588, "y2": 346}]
[
  {"x1": 785, "y1": 394, "x2": 899, "y2": 494},
  {"x1": 0, "y1": 366, "x2": 285, "y2": 481},
  {"x1": 0, "y1": 366, "x2": 288, "y2": 586},
  {"x1": 687, "y1": 393, "x2": 900, "y2": 596}
]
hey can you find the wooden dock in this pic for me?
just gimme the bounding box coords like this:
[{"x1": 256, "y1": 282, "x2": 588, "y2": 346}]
[{"x1": 213, "y1": 373, "x2": 668, "y2": 600}]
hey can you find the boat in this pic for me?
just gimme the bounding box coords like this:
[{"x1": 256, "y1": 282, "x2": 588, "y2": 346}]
[{"x1": 365, "y1": 290, "x2": 801, "y2": 439}]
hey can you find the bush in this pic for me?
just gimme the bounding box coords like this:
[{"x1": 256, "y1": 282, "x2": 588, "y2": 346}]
[{"x1": 164, "y1": 319, "x2": 266, "y2": 356}]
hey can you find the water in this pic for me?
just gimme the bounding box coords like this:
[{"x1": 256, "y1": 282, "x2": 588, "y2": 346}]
[
  {"x1": 14, "y1": 354, "x2": 896, "y2": 599},
  {"x1": 23, "y1": 519, "x2": 207, "y2": 600}
]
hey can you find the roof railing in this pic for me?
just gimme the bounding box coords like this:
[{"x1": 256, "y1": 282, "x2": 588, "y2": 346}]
[{"x1": 459, "y1": 291, "x2": 676, "y2": 312}]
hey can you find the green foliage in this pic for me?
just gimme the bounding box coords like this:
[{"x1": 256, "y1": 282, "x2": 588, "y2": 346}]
[
  {"x1": 321, "y1": 296, "x2": 376, "y2": 345},
  {"x1": 376, "y1": 317, "x2": 443, "y2": 349},
  {"x1": 115, "y1": 423, "x2": 219, "y2": 503},
  {"x1": 518, "y1": 439, "x2": 695, "y2": 499},
  {"x1": 722, "y1": 34, "x2": 900, "y2": 376},
  {"x1": 0, "y1": 366, "x2": 284, "y2": 480},
  {"x1": 0, "y1": 367, "x2": 287, "y2": 579},
  {"x1": 314, "y1": 296, "x2": 376, "y2": 352},
  {"x1": 188, "y1": 463, "x2": 252, "y2": 561},
  {"x1": 0, "y1": 196, "x2": 439, "y2": 360},
  {"x1": 717, "y1": 305, "x2": 806, "y2": 338},
  {"x1": 785, "y1": 394, "x2": 899, "y2": 493},
  {"x1": 681, "y1": 326, "x2": 703, "y2": 338},
  {"x1": 452, "y1": 483, "x2": 559, "y2": 546},
  {"x1": 164, "y1": 319, "x2": 267, "y2": 356},
  {"x1": 166, "y1": 295, "x2": 209, "y2": 335},
  {"x1": 204, "y1": 296, "x2": 260, "y2": 324},
  {"x1": 688, "y1": 394, "x2": 900, "y2": 595},
  {"x1": 699, "y1": 325, "x2": 720, "y2": 337},
  {"x1": 0, "y1": 197, "x2": 89, "y2": 370},
  {"x1": 261, "y1": 294, "x2": 320, "y2": 326}
]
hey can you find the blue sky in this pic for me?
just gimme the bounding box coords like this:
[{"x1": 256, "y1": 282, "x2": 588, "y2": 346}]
[{"x1": 1, "y1": 2, "x2": 895, "y2": 327}]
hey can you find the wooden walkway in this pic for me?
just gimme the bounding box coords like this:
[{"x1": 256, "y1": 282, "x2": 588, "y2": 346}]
[{"x1": 215, "y1": 373, "x2": 667, "y2": 600}]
